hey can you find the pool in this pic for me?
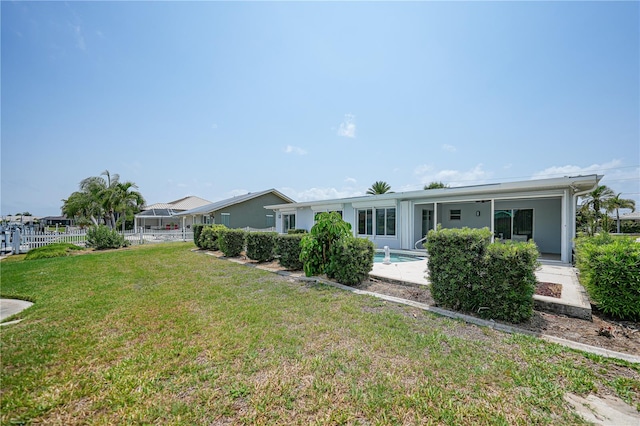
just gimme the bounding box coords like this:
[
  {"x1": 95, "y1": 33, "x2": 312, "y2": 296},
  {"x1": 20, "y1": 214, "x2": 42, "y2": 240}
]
[{"x1": 373, "y1": 252, "x2": 425, "y2": 263}]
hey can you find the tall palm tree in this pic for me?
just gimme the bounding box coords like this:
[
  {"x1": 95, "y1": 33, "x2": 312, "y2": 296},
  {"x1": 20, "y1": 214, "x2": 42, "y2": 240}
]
[
  {"x1": 366, "y1": 181, "x2": 393, "y2": 195},
  {"x1": 580, "y1": 185, "x2": 615, "y2": 235},
  {"x1": 606, "y1": 193, "x2": 636, "y2": 233}
]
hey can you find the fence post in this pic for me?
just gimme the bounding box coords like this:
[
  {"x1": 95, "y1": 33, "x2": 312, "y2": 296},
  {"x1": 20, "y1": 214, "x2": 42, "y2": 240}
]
[
  {"x1": 139, "y1": 227, "x2": 143, "y2": 245},
  {"x1": 12, "y1": 229, "x2": 21, "y2": 254}
]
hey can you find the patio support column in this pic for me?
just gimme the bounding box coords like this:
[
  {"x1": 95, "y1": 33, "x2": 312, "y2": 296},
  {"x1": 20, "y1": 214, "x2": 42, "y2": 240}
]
[
  {"x1": 490, "y1": 199, "x2": 495, "y2": 243},
  {"x1": 433, "y1": 202, "x2": 438, "y2": 229},
  {"x1": 561, "y1": 189, "x2": 569, "y2": 263}
]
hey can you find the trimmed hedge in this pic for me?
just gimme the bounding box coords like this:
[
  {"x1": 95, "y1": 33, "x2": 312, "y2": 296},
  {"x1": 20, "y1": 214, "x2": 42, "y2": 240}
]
[
  {"x1": 575, "y1": 235, "x2": 640, "y2": 320},
  {"x1": 327, "y1": 237, "x2": 375, "y2": 286},
  {"x1": 218, "y1": 228, "x2": 246, "y2": 258},
  {"x1": 199, "y1": 224, "x2": 227, "y2": 250},
  {"x1": 426, "y1": 227, "x2": 539, "y2": 323},
  {"x1": 193, "y1": 224, "x2": 206, "y2": 247},
  {"x1": 287, "y1": 229, "x2": 308, "y2": 234},
  {"x1": 246, "y1": 232, "x2": 277, "y2": 262},
  {"x1": 275, "y1": 234, "x2": 304, "y2": 270}
]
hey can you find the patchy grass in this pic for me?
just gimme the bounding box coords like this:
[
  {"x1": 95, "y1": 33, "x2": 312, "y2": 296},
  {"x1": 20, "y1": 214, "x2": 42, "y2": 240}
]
[{"x1": 1, "y1": 242, "x2": 638, "y2": 424}]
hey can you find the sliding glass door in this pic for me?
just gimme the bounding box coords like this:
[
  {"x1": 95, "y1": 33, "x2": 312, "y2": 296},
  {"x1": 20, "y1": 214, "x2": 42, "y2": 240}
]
[{"x1": 494, "y1": 209, "x2": 533, "y2": 241}]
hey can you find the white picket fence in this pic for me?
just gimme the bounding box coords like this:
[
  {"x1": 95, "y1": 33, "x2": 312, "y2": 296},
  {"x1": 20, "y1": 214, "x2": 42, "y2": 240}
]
[
  {"x1": 1, "y1": 226, "x2": 277, "y2": 254},
  {"x1": 2, "y1": 229, "x2": 194, "y2": 254}
]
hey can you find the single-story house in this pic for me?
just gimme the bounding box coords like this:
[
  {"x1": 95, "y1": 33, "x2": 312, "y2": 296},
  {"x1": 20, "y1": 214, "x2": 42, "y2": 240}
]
[
  {"x1": 174, "y1": 188, "x2": 295, "y2": 230},
  {"x1": 134, "y1": 196, "x2": 213, "y2": 230},
  {"x1": 41, "y1": 216, "x2": 73, "y2": 226},
  {"x1": 265, "y1": 174, "x2": 603, "y2": 264},
  {"x1": 618, "y1": 211, "x2": 640, "y2": 222}
]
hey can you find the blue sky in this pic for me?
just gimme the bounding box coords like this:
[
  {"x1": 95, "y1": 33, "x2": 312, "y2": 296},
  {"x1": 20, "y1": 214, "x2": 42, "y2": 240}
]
[{"x1": 2, "y1": 1, "x2": 638, "y2": 217}]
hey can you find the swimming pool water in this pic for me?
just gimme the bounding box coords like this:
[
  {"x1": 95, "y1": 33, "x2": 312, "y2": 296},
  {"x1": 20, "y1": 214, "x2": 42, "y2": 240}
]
[{"x1": 373, "y1": 252, "x2": 424, "y2": 263}]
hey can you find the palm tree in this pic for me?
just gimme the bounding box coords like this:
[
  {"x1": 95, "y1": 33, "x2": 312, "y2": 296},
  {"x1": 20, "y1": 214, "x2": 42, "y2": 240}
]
[
  {"x1": 424, "y1": 181, "x2": 449, "y2": 190},
  {"x1": 62, "y1": 171, "x2": 144, "y2": 230},
  {"x1": 580, "y1": 185, "x2": 615, "y2": 235},
  {"x1": 606, "y1": 193, "x2": 636, "y2": 233},
  {"x1": 112, "y1": 181, "x2": 146, "y2": 232},
  {"x1": 366, "y1": 181, "x2": 393, "y2": 195}
]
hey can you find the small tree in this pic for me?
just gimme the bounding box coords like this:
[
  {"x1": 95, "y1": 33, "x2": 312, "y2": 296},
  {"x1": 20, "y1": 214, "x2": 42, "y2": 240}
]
[
  {"x1": 606, "y1": 193, "x2": 636, "y2": 233},
  {"x1": 424, "y1": 181, "x2": 449, "y2": 190},
  {"x1": 299, "y1": 212, "x2": 352, "y2": 277}
]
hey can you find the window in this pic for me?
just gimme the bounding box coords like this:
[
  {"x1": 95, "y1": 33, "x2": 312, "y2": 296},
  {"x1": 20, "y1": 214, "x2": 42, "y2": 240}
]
[
  {"x1": 265, "y1": 214, "x2": 275, "y2": 228},
  {"x1": 450, "y1": 209, "x2": 461, "y2": 220},
  {"x1": 376, "y1": 208, "x2": 396, "y2": 236},
  {"x1": 358, "y1": 209, "x2": 373, "y2": 235},
  {"x1": 283, "y1": 213, "x2": 296, "y2": 231},
  {"x1": 221, "y1": 213, "x2": 230, "y2": 227}
]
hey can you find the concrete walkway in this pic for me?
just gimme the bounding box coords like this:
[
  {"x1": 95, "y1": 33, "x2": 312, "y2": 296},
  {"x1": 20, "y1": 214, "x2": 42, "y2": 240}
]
[{"x1": 0, "y1": 298, "x2": 33, "y2": 325}]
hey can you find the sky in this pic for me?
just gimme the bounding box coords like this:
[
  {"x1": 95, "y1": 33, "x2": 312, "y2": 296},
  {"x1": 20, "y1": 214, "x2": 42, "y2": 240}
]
[{"x1": 2, "y1": 1, "x2": 639, "y2": 217}]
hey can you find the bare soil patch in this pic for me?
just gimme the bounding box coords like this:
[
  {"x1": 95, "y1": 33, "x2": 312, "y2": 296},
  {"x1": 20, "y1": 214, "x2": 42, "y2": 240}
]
[{"x1": 207, "y1": 251, "x2": 640, "y2": 357}]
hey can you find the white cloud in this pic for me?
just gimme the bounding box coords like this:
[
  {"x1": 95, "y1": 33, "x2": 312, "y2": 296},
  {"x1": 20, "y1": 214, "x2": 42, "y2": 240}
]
[
  {"x1": 72, "y1": 24, "x2": 86, "y2": 50},
  {"x1": 532, "y1": 159, "x2": 640, "y2": 205},
  {"x1": 344, "y1": 177, "x2": 357, "y2": 184},
  {"x1": 280, "y1": 187, "x2": 363, "y2": 202},
  {"x1": 414, "y1": 164, "x2": 493, "y2": 187},
  {"x1": 442, "y1": 144, "x2": 457, "y2": 153},
  {"x1": 531, "y1": 159, "x2": 622, "y2": 180},
  {"x1": 337, "y1": 114, "x2": 356, "y2": 138},
  {"x1": 284, "y1": 145, "x2": 307, "y2": 155}
]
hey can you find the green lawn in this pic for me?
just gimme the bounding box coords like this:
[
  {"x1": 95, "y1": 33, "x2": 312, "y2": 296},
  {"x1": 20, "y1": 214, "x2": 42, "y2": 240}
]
[{"x1": 1, "y1": 243, "x2": 638, "y2": 425}]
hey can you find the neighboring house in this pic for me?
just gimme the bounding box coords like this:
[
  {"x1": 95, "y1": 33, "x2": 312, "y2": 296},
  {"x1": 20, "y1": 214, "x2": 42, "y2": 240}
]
[
  {"x1": 134, "y1": 196, "x2": 213, "y2": 230},
  {"x1": 265, "y1": 174, "x2": 603, "y2": 264},
  {"x1": 41, "y1": 216, "x2": 73, "y2": 226},
  {"x1": 175, "y1": 189, "x2": 295, "y2": 230},
  {"x1": 618, "y1": 211, "x2": 640, "y2": 223}
]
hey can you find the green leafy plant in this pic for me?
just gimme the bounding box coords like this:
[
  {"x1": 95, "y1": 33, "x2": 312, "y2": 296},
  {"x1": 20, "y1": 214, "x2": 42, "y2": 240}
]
[
  {"x1": 198, "y1": 224, "x2": 227, "y2": 250},
  {"x1": 192, "y1": 224, "x2": 206, "y2": 247},
  {"x1": 86, "y1": 225, "x2": 128, "y2": 250},
  {"x1": 299, "y1": 212, "x2": 352, "y2": 277}
]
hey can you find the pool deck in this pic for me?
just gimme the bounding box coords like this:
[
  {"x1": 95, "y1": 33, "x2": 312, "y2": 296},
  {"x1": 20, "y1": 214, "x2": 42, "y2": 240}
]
[{"x1": 370, "y1": 257, "x2": 592, "y2": 320}]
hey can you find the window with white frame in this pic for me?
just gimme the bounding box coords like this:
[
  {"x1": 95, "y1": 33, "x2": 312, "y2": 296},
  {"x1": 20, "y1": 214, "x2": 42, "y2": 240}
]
[
  {"x1": 283, "y1": 213, "x2": 296, "y2": 231},
  {"x1": 221, "y1": 213, "x2": 230, "y2": 227},
  {"x1": 376, "y1": 207, "x2": 396, "y2": 236},
  {"x1": 357, "y1": 209, "x2": 373, "y2": 235}
]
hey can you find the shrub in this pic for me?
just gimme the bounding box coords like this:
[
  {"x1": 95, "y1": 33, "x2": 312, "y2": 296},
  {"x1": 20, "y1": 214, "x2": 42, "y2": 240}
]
[
  {"x1": 299, "y1": 212, "x2": 352, "y2": 277},
  {"x1": 426, "y1": 227, "x2": 538, "y2": 323},
  {"x1": 218, "y1": 228, "x2": 246, "y2": 257},
  {"x1": 425, "y1": 227, "x2": 491, "y2": 312},
  {"x1": 327, "y1": 237, "x2": 375, "y2": 286},
  {"x1": 193, "y1": 224, "x2": 206, "y2": 247},
  {"x1": 86, "y1": 225, "x2": 128, "y2": 250},
  {"x1": 198, "y1": 224, "x2": 227, "y2": 250},
  {"x1": 287, "y1": 229, "x2": 308, "y2": 234},
  {"x1": 575, "y1": 235, "x2": 640, "y2": 320},
  {"x1": 25, "y1": 243, "x2": 83, "y2": 260},
  {"x1": 275, "y1": 234, "x2": 304, "y2": 270},
  {"x1": 246, "y1": 232, "x2": 277, "y2": 262},
  {"x1": 481, "y1": 242, "x2": 539, "y2": 323}
]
